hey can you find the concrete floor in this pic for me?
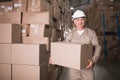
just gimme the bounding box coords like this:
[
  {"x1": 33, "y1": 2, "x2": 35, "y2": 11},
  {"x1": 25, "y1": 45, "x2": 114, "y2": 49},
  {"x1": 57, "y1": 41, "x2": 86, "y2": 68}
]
[
  {"x1": 49, "y1": 56, "x2": 120, "y2": 80},
  {"x1": 94, "y1": 57, "x2": 120, "y2": 80},
  {"x1": 60, "y1": 58, "x2": 120, "y2": 80}
]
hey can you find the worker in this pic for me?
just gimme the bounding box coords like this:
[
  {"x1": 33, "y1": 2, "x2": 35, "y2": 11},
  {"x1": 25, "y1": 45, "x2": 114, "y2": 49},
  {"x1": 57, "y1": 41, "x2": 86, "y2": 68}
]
[{"x1": 59, "y1": 10, "x2": 101, "y2": 80}]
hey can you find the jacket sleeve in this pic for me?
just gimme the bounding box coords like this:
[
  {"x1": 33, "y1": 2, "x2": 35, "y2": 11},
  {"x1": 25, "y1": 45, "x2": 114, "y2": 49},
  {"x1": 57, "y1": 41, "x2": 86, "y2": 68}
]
[{"x1": 91, "y1": 31, "x2": 101, "y2": 63}]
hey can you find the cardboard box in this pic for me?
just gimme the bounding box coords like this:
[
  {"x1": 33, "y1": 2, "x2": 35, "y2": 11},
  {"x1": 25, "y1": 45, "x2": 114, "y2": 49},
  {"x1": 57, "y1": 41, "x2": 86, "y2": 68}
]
[
  {"x1": 0, "y1": 2, "x2": 13, "y2": 14},
  {"x1": 22, "y1": 24, "x2": 51, "y2": 37},
  {"x1": 51, "y1": 42, "x2": 93, "y2": 70},
  {"x1": 0, "y1": 44, "x2": 11, "y2": 64},
  {"x1": 22, "y1": 12, "x2": 49, "y2": 24},
  {"x1": 0, "y1": 2, "x2": 5, "y2": 14},
  {"x1": 52, "y1": 6, "x2": 61, "y2": 20},
  {"x1": 22, "y1": 37, "x2": 49, "y2": 51},
  {"x1": 29, "y1": 24, "x2": 51, "y2": 37},
  {"x1": 22, "y1": 24, "x2": 30, "y2": 37},
  {"x1": 12, "y1": 44, "x2": 48, "y2": 65},
  {"x1": 0, "y1": 12, "x2": 21, "y2": 24},
  {"x1": 12, "y1": 62, "x2": 48, "y2": 80},
  {"x1": 0, "y1": 64, "x2": 11, "y2": 80},
  {"x1": 27, "y1": 0, "x2": 49, "y2": 12},
  {"x1": 0, "y1": 23, "x2": 22, "y2": 43},
  {"x1": 13, "y1": 0, "x2": 27, "y2": 12},
  {"x1": 5, "y1": 2, "x2": 13, "y2": 13}
]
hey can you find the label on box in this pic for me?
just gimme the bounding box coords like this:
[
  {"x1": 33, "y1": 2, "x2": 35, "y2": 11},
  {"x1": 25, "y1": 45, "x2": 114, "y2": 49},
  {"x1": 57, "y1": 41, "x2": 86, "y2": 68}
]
[
  {"x1": 30, "y1": 24, "x2": 36, "y2": 28},
  {"x1": 22, "y1": 29, "x2": 26, "y2": 33},
  {"x1": 1, "y1": 5, "x2": 5, "y2": 8},
  {"x1": 8, "y1": 7, "x2": 13, "y2": 10},
  {"x1": 14, "y1": 3, "x2": 22, "y2": 7}
]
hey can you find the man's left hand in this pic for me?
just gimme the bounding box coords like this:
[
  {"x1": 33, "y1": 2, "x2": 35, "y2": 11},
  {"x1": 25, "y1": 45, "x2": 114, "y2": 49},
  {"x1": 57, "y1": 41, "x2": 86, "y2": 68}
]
[{"x1": 86, "y1": 60, "x2": 95, "y2": 69}]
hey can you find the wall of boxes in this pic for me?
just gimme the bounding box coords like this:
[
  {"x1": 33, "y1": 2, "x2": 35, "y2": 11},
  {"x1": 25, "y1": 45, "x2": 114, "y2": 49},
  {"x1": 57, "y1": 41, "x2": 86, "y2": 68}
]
[
  {"x1": 0, "y1": 0, "x2": 71, "y2": 80},
  {"x1": 84, "y1": 0, "x2": 120, "y2": 59}
]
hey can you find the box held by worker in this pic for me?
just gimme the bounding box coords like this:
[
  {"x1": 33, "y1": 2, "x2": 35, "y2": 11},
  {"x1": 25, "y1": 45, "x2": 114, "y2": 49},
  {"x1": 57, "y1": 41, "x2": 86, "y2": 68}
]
[{"x1": 51, "y1": 42, "x2": 93, "y2": 70}]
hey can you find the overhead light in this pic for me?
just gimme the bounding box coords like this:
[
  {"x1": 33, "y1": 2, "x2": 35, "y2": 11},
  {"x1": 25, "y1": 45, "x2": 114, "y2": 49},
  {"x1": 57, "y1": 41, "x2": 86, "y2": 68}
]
[{"x1": 70, "y1": 6, "x2": 74, "y2": 10}]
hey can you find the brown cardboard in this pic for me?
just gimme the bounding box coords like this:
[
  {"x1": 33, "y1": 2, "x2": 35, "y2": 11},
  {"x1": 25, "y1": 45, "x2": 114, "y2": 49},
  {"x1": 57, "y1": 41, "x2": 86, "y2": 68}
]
[
  {"x1": 27, "y1": 0, "x2": 49, "y2": 12},
  {"x1": 52, "y1": 6, "x2": 61, "y2": 20},
  {"x1": 0, "y1": 44, "x2": 11, "y2": 64},
  {"x1": 13, "y1": 0, "x2": 27, "y2": 12},
  {"x1": 22, "y1": 37, "x2": 50, "y2": 51},
  {"x1": 29, "y1": 24, "x2": 51, "y2": 37},
  {"x1": 6, "y1": 2, "x2": 13, "y2": 13},
  {"x1": 0, "y1": 23, "x2": 22, "y2": 43},
  {"x1": 0, "y1": 2, "x2": 13, "y2": 13},
  {"x1": 0, "y1": 2, "x2": 13, "y2": 14},
  {"x1": 12, "y1": 62, "x2": 48, "y2": 80},
  {"x1": 0, "y1": 12, "x2": 21, "y2": 24},
  {"x1": 0, "y1": 64, "x2": 11, "y2": 80},
  {"x1": 51, "y1": 42, "x2": 93, "y2": 70},
  {"x1": 22, "y1": 12, "x2": 49, "y2": 24},
  {"x1": 12, "y1": 44, "x2": 48, "y2": 65},
  {"x1": 22, "y1": 24, "x2": 51, "y2": 37},
  {"x1": 0, "y1": 2, "x2": 5, "y2": 14},
  {"x1": 22, "y1": 24, "x2": 30, "y2": 37}
]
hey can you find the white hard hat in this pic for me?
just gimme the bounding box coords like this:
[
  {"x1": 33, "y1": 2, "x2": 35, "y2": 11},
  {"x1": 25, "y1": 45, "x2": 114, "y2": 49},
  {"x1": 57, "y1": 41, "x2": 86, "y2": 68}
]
[{"x1": 72, "y1": 10, "x2": 86, "y2": 20}]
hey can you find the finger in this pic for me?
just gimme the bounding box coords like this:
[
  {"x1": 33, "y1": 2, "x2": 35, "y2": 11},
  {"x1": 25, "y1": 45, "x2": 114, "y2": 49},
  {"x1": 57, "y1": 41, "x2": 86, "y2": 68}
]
[{"x1": 86, "y1": 60, "x2": 92, "y2": 69}]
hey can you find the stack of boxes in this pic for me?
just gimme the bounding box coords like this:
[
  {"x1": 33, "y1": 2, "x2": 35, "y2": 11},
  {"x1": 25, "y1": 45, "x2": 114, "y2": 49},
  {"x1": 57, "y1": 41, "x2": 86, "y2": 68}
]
[
  {"x1": 49, "y1": 0, "x2": 71, "y2": 41},
  {"x1": 12, "y1": 44, "x2": 48, "y2": 80},
  {"x1": 0, "y1": 0, "x2": 50, "y2": 80},
  {"x1": 84, "y1": 0, "x2": 119, "y2": 33},
  {"x1": 84, "y1": 0, "x2": 120, "y2": 59},
  {"x1": 19, "y1": 1, "x2": 50, "y2": 79},
  {"x1": 0, "y1": 24, "x2": 21, "y2": 80},
  {"x1": 0, "y1": 0, "x2": 72, "y2": 80},
  {"x1": 48, "y1": 0, "x2": 72, "y2": 80}
]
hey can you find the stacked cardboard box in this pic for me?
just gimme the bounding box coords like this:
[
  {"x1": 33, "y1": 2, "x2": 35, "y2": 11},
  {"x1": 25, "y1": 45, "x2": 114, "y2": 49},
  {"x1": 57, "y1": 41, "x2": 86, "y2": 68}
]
[
  {"x1": 17, "y1": 0, "x2": 51, "y2": 52},
  {"x1": 12, "y1": 62, "x2": 48, "y2": 80},
  {"x1": 13, "y1": 0, "x2": 27, "y2": 12},
  {"x1": 15, "y1": 0, "x2": 50, "y2": 80},
  {"x1": 0, "y1": 0, "x2": 51, "y2": 80},
  {"x1": 11, "y1": 44, "x2": 49, "y2": 80},
  {"x1": 84, "y1": 0, "x2": 120, "y2": 59},
  {"x1": 0, "y1": 0, "x2": 72, "y2": 80},
  {"x1": 0, "y1": 24, "x2": 21, "y2": 43},
  {"x1": 0, "y1": 12, "x2": 21, "y2": 24},
  {"x1": 0, "y1": 23, "x2": 21, "y2": 80},
  {"x1": 0, "y1": 64, "x2": 11, "y2": 80},
  {"x1": 0, "y1": 0, "x2": 22, "y2": 24},
  {"x1": 84, "y1": 0, "x2": 117, "y2": 32},
  {"x1": 11, "y1": 44, "x2": 48, "y2": 65},
  {"x1": 0, "y1": 2, "x2": 13, "y2": 14},
  {"x1": 49, "y1": 0, "x2": 71, "y2": 42}
]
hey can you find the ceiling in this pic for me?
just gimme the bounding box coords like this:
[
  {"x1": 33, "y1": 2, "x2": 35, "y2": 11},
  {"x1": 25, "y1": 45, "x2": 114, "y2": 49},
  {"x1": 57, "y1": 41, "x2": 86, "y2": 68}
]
[
  {"x1": 69, "y1": 0, "x2": 92, "y2": 12},
  {"x1": 70, "y1": 0, "x2": 90, "y2": 7},
  {"x1": 69, "y1": 0, "x2": 120, "y2": 10}
]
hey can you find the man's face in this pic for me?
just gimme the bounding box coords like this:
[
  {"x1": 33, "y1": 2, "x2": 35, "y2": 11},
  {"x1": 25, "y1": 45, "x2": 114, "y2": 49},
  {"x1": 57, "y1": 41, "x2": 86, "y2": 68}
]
[{"x1": 73, "y1": 17, "x2": 86, "y2": 30}]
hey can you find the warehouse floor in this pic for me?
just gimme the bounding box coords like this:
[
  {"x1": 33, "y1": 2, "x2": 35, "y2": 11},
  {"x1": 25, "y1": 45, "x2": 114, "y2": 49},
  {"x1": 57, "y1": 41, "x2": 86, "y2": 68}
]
[
  {"x1": 94, "y1": 57, "x2": 120, "y2": 80},
  {"x1": 55, "y1": 56, "x2": 120, "y2": 80}
]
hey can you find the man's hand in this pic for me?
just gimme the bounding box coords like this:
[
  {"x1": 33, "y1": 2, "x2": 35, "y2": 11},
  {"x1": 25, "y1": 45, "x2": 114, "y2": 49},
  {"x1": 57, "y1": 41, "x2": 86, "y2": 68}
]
[
  {"x1": 86, "y1": 59, "x2": 95, "y2": 69},
  {"x1": 49, "y1": 57, "x2": 53, "y2": 64}
]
